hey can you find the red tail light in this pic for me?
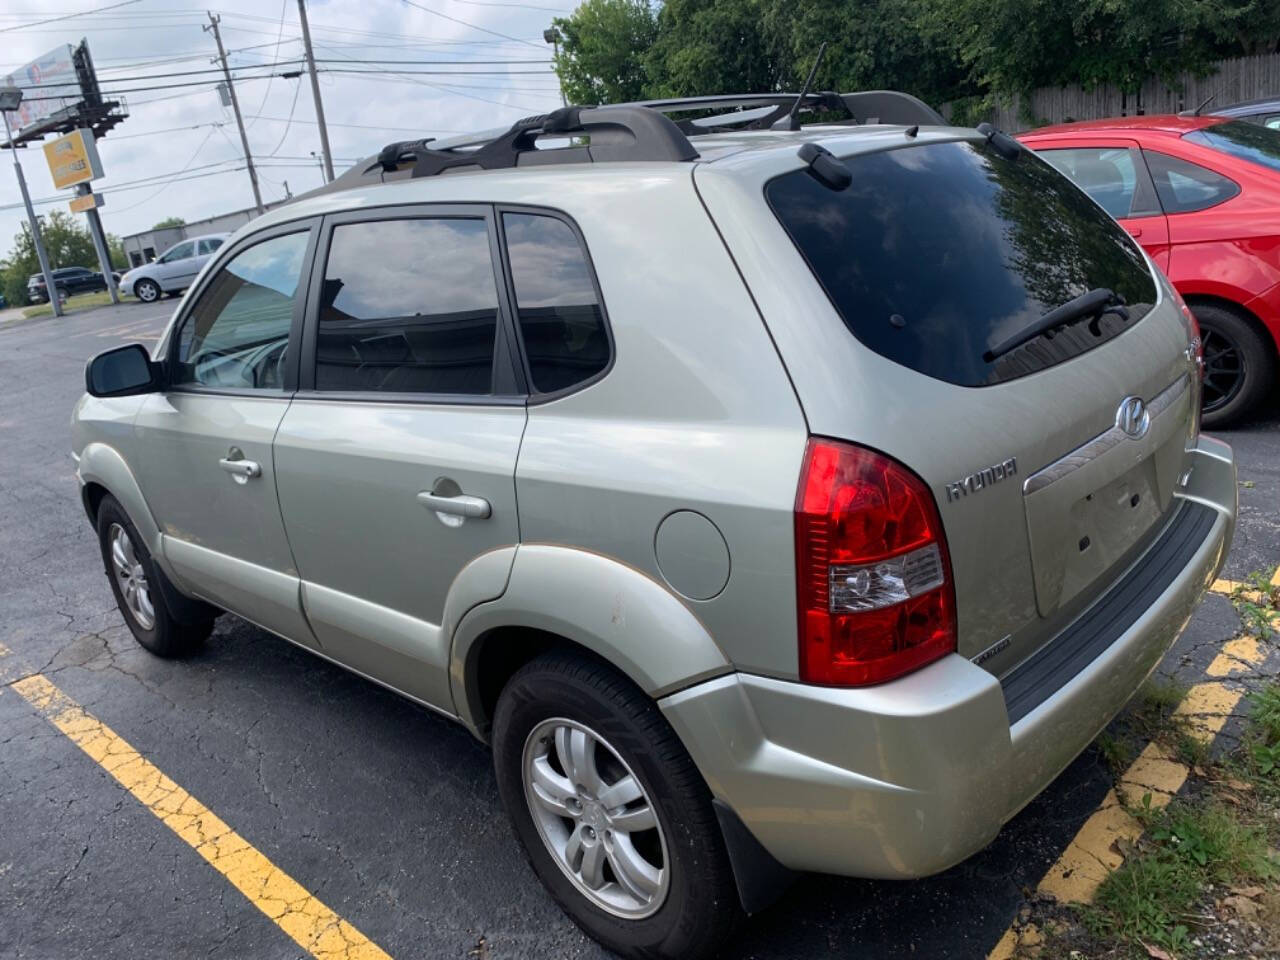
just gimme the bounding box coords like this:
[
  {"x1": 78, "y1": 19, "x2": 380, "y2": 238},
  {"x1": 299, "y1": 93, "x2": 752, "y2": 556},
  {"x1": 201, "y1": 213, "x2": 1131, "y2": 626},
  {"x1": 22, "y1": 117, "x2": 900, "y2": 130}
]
[{"x1": 794, "y1": 438, "x2": 957, "y2": 686}]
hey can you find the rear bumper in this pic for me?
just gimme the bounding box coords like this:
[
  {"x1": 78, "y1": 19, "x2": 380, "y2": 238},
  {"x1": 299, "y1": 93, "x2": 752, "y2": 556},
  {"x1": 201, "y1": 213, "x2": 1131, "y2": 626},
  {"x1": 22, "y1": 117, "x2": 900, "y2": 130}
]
[{"x1": 660, "y1": 435, "x2": 1236, "y2": 879}]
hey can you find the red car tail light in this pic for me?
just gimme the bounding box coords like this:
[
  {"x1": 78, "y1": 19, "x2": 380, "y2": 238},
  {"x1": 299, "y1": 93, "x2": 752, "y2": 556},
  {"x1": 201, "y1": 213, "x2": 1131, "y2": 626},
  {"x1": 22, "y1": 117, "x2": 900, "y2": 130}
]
[{"x1": 794, "y1": 438, "x2": 957, "y2": 686}]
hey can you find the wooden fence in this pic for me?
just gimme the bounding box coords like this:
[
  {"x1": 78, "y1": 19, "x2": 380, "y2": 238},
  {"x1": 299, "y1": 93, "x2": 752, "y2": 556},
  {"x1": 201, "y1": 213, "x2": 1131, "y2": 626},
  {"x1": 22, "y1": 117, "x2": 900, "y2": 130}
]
[{"x1": 941, "y1": 53, "x2": 1280, "y2": 131}]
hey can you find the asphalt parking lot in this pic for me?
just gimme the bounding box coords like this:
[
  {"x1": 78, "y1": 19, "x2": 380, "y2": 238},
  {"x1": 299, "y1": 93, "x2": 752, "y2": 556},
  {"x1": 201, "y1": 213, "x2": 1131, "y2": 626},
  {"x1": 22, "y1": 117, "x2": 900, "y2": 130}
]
[{"x1": 1, "y1": 300, "x2": 1278, "y2": 960}]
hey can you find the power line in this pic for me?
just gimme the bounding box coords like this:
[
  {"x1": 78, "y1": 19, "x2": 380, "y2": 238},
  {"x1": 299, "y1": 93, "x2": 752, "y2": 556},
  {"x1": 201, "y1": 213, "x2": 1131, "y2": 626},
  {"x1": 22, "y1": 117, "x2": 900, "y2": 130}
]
[
  {"x1": 398, "y1": 0, "x2": 545, "y2": 50},
  {"x1": 10, "y1": 62, "x2": 309, "y2": 89},
  {"x1": 109, "y1": 125, "x2": 219, "y2": 215},
  {"x1": 247, "y1": 0, "x2": 290, "y2": 129},
  {"x1": 104, "y1": 122, "x2": 228, "y2": 141},
  {"x1": 0, "y1": 0, "x2": 139, "y2": 33}
]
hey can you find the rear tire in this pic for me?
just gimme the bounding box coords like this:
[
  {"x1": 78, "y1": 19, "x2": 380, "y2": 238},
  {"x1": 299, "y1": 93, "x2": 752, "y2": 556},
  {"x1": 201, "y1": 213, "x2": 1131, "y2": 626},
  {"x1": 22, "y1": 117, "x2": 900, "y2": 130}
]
[
  {"x1": 96, "y1": 495, "x2": 212, "y2": 657},
  {"x1": 492, "y1": 653, "x2": 741, "y2": 960},
  {"x1": 1194, "y1": 302, "x2": 1275, "y2": 428}
]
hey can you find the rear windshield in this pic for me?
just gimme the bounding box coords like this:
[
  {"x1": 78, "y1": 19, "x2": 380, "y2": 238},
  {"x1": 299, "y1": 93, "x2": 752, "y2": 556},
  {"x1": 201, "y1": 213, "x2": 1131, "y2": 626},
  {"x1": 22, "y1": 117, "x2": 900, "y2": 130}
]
[
  {"x1": 1184, "y1": 120, "x2": 1280, "y2": 175},
  {"x1": 766, "y1": 139, "x2": 1157, "y2": 386}
]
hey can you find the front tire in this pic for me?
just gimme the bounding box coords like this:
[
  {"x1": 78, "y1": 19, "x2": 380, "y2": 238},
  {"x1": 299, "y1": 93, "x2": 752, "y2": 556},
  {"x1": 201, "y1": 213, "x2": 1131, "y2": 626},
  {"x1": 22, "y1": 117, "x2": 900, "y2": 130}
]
[
  {"x1": 1194, "y1": 302, "x2": 1276, "y2": 428},
  {"x1": 492, "y1": 653, "x2": 741, "y2": 960},
  {"x1": 134, "y1": 278, "x2": 160, "y2": 303},
  {"x1": 96, "y1": 495, "x2": 212, "y2": 657}
]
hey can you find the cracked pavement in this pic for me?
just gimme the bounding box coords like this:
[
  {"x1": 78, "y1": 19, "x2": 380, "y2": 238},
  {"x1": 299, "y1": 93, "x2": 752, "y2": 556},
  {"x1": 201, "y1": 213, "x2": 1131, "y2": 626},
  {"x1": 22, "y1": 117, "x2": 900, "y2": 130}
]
[{"x1": 1, "y1": 300, "x2": 1277, "y2": 960}]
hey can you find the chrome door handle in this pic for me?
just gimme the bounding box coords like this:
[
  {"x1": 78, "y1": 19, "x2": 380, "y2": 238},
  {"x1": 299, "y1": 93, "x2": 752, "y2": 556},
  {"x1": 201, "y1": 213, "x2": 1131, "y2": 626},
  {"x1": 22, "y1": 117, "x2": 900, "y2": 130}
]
[
  {"x1": 219, "y1": 457, "x2": 262, "y2": 480},
  {"x1": 416, "y1": 491, "x2": 491, "y2": 519}
]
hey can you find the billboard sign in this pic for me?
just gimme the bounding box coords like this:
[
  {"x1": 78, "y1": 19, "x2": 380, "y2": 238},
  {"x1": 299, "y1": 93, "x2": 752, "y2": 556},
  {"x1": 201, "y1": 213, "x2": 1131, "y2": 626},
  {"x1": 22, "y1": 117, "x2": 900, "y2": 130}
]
[
  {"x1": 3, "y1": 45, "x2": 82, "y2": 139},
  {"x1": 43, "y1": 128, "x2": 103, "y2": 189}
]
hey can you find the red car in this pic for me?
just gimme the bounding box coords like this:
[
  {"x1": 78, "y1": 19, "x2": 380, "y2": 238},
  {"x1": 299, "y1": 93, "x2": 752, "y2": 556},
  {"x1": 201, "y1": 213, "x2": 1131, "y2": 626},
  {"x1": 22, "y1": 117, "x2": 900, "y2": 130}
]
[{"x1": 1020, "y1": 115, "x2": 1280, "y2": 425}]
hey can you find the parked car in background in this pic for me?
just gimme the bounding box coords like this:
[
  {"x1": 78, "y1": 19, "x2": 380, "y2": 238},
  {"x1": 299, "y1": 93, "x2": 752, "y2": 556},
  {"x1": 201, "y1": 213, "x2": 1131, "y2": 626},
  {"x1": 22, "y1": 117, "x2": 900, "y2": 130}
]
[
  {"x1": 1021, "y1": 115, "x2": 1280, "y2": 426},
  {"x1": 27, "y1": 266, "x2": 110, "y2": 303},
  {"x1": 118, "y1": 233, "x2": 228, "y2": 303},
  {"x1": 1214, "y1": 97, "x2": 1280, "y2": 129},
  {"x1": 73, "y1": 94, "x2": 1234, "y2": 960}
]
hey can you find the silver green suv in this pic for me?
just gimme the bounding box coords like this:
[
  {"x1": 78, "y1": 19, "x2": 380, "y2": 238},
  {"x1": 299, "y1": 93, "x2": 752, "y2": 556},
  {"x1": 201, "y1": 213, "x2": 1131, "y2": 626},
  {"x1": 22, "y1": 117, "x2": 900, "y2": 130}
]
[{"x1": 72, "y1": 93, "x2": 1237, "y2": 959}]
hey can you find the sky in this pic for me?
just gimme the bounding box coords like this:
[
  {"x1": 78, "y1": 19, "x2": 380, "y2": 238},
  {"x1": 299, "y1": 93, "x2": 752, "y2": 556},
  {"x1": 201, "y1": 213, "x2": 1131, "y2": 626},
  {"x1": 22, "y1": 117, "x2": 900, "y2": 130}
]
[{"x1": 0, "y1": 0, "x2": 573, "y2": 258}]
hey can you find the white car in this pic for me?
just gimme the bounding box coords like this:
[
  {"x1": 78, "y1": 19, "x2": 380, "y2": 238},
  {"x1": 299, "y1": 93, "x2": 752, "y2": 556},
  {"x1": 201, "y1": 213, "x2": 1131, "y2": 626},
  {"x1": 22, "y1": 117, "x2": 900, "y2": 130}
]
[{"x1": 120, "y1": 233, "x2": 229, "y2": 303}]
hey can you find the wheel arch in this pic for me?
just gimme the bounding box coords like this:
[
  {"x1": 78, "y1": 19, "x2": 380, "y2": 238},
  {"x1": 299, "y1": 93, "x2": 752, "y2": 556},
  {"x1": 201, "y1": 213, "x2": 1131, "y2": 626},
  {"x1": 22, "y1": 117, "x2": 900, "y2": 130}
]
[
  {"x1": 449, "y1": 544, "x2": 733, "y2": 740},
  {"x1": 77, "y1": 442, "x2": 164, "y2": 560},
  {"x1": 1181, "y1": 291, "x2": 1277, "y2": 355}
]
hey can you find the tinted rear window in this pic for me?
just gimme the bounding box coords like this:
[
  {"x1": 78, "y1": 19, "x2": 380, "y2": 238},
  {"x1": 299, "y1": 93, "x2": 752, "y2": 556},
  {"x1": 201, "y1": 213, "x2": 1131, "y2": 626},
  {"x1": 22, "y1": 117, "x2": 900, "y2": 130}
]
[
  {"x1": 1185, "y1": 120, "x2": 1280, "y2": 175},
  {"x1": 766, "y1": 140, "x2": 1157, "y2": 386}
]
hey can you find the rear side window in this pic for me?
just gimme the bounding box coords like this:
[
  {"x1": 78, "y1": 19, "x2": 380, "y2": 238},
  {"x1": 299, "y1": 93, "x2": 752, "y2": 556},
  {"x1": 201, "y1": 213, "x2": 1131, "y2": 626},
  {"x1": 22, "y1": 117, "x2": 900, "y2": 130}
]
[
  {"x1": 1038, "y1": 147, "x2": 1138, "y2": 218},
  {"x1": 162, "y1": 241, "x2": 195, "y2": 263},
  {"x1": 766, "y1": 140, "x2": 1157, "y2": 387},
  {"x1": 315, "y1": 218, "x2": 499, "y2": 395},
  {"x1": 502, "y1": 212, "x2": 609, "y2": 393},
  {"x1": 1143, "y1": 151, "x2": 1240, "y2": 213}
]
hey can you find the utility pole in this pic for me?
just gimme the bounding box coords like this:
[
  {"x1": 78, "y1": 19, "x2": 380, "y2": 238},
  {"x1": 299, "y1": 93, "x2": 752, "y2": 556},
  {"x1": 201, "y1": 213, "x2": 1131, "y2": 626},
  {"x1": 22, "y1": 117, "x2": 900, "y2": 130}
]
[
  {"x1": 543, "y1": 28, "x2": 568, "y2": 107},
  {"x1": 77, "y1": 183, "x2": 119, "y2": 305},
  {"x1": 205, "y1": 12, "x2": 264, "y2": 214},
  {"x1": 0, "y1": 89, "x2": 61, "y2": 317},
  {"x1": 297, "y1": 0, "x2": 334, "y2": 183}
]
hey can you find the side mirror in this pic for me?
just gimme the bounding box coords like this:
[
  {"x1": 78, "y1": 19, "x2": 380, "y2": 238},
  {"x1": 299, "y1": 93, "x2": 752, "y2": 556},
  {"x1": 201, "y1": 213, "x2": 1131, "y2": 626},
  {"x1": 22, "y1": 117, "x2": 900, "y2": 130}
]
[{"x1": 85, "y1": 343, "x2": 162, "y2": 397}]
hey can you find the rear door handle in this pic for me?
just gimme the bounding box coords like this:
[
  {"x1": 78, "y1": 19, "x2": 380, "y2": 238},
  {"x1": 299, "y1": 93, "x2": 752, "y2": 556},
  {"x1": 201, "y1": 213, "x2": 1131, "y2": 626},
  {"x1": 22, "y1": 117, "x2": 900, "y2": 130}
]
[
  {"x1": 219, "y1": 457, "x2": 262, "y2": 480},
  {"x1": 1126, "y1": 226, "x2": 1143, "y2": 238},
  {"x1": 416, "y1": 491, "x2": 491, "y2": 519}
]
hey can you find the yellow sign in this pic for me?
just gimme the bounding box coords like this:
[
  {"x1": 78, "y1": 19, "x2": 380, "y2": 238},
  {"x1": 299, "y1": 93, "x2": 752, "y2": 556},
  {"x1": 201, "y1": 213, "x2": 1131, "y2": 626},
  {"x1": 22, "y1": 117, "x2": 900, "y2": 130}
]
[
  {"x1": 69, "y1": 192, "x2": 104, "y2": 213},
  {"x1": 42, "y1": 128, "x2": 103, "y2": 190}
]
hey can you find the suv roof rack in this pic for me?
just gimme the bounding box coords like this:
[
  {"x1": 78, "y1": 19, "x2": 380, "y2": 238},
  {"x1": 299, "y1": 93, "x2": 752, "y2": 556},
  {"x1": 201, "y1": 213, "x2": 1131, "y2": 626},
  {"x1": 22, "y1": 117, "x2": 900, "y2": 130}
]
[{"x1": 312, "y1": 89, "x2": 944, "y2": 196}]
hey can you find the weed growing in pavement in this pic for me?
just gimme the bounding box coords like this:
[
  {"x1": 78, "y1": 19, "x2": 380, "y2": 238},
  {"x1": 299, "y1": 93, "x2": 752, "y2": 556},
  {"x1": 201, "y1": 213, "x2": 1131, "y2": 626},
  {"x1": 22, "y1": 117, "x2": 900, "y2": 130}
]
[
  {"x1": 1249, "y1": 683, "x2": 1280, "y2": 745},
  {"x1": 1096, "y1": 730, "x2": 1136, "y2": 774},
  {"x1": 1136, "y1": 678, "x2": 1190, "y2": 724},
  {"x1": 1231, "y1": 568, "x2": 1280, "y2": 640}
]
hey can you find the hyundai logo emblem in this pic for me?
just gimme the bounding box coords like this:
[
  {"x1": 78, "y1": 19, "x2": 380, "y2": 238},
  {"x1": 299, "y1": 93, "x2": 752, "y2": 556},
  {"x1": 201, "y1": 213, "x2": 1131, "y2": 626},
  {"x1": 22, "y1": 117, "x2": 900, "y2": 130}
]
[{"x1": 1116, "y1": 396, "x2": 1150, "y2": 439}]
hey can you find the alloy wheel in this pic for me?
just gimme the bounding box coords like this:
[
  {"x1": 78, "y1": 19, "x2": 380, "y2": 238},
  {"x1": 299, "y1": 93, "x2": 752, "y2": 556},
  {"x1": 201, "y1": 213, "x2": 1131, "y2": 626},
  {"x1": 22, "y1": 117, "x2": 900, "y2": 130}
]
[
  {"x1": 108, "y1": 523, "x2": 155, "y2": 629},
  {"x1": 1199, "y1": 323, "x2": 1245, "y2": 414},
  {"x1": 522, "y1": 717, "x2": 670, "y2": 919}
]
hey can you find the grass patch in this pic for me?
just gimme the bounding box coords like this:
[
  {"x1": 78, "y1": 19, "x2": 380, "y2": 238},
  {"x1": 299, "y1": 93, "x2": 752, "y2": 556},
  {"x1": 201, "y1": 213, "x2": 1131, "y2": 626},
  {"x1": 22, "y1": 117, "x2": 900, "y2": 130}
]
[
  {"x1": 1078, "y1": 682, "x2": 1280, "y2": 955},
  {"x1": 1090, "y1": 800, "x2": 1276, "y2": 950},
  {"x1": 21, "y1": 290, "x2": 116, "y2": 319}
]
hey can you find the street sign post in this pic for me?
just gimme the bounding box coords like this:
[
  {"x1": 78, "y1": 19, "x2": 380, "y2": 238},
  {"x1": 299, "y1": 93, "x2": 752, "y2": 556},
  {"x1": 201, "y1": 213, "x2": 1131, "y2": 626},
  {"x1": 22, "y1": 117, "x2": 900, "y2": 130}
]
[{"x1": 43, "y1": 128, "x2": 118, "y2": 304}]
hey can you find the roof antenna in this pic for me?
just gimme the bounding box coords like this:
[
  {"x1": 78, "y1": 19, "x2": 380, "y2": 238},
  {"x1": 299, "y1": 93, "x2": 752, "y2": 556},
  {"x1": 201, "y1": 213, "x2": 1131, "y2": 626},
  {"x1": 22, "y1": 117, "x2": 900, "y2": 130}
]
[
  {"x1": 1191, "y1": 93, "x2": 1216, "y2": 116},
  {"x1": 774, "y1": 42, "x2": 828, "y2": 131}
]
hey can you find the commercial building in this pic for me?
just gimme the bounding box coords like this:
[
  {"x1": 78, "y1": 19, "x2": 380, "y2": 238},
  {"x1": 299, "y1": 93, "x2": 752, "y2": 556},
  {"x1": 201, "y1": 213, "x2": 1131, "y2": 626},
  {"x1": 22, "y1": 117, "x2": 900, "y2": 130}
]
[{"x1": 119, "y1": 200, "x2": 286, "y2": 267}]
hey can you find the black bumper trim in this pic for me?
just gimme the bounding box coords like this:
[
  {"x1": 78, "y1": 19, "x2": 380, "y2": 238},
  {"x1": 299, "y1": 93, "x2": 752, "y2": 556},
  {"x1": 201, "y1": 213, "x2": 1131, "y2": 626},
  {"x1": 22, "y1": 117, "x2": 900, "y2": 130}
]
[{"x1": 1001, "y1": 500, "x2": 1217, "y2": 725}]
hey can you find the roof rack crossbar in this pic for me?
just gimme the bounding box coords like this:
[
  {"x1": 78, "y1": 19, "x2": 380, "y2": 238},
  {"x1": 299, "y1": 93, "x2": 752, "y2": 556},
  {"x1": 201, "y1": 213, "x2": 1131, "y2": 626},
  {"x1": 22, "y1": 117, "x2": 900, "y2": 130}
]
[
  {"x1": 316, "y1": 88, "x2": 946, "y2": 197},
  {"x1": 400, "y1": 105, "x2": 698, "y2": 180}
]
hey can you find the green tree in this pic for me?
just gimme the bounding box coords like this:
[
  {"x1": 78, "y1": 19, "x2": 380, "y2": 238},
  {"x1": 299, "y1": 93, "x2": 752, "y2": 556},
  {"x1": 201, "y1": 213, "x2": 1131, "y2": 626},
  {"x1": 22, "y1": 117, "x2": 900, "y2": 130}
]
[
  {"x1": 107, "y1": 233, "x2": 126, "y2": 271},
  {"x1": 765, "y1": 0, "x2": 970, "y2": 104},
  {"x1": 0, "y1": 210, "x2": 103, "y2": 306},
  {"x1": 152, "y1": 215, "x2": 186, "y2": 229},
  {"x1": 1209, "y1": 0, "x2": 1280, "y2": 55},
  {"x1": 645, "y1": 0, "x2": 782, "y2": 97},
  {"x1": 552, "y1": 0, "x2": 658, "y2": 104}
]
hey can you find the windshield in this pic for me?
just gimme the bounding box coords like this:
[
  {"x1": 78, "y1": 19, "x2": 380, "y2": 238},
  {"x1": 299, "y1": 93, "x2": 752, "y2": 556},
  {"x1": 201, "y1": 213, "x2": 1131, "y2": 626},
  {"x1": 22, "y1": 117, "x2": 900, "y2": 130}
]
[
  {"x1": 765, "y1": 139, "x2": 1156, "y2": 386},
  {"x1": 1185, "y1": 120, "x2": 1280, "y2": 175}
]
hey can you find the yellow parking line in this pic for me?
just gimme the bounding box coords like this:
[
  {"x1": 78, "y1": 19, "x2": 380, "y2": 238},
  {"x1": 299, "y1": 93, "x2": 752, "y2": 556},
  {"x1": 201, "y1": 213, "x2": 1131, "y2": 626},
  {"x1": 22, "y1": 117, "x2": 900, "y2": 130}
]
[
  {"x1": 1033, "y1": 678, "x2": 1248, "y2": 909},
  {"x1": 1207, "y1": 635, "x2": 1265, "y2": 677},
  {"x1": 989, "y1": 637, "x2": 1268, "y2": 958},
  {"x1": 10, "y1": 673, "x2": 391, "y2": 960},
  {"x1": 1211, "y1": 578, "x2": 1240, "y2": 595},
  {"x1": 1273, "y1": 565, "x2": 1280, "y2": 587}
]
